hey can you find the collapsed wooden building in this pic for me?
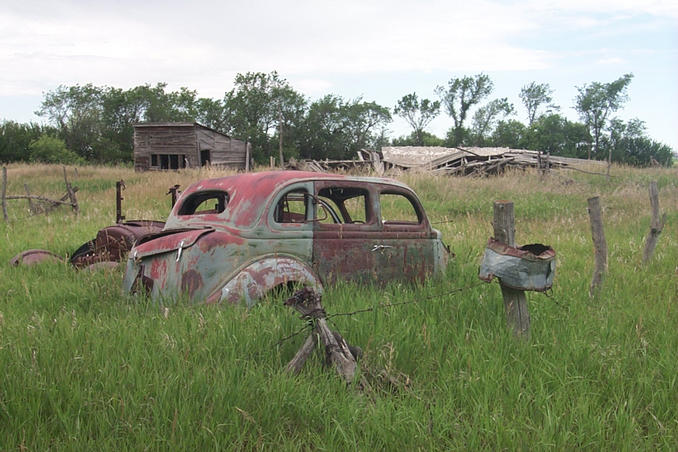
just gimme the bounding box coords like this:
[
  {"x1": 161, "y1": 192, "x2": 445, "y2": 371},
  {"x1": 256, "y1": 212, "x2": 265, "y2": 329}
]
[
  {"x1": 133, "y1": 122, "x2": 250, "y2": 171},
  {"x1": 288, "y1": 146, "x2": 605, "y2": 176}
]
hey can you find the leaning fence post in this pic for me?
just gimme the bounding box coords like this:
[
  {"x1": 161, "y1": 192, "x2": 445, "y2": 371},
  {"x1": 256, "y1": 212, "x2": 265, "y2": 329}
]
[
  {"x1": 493, "y1": 201, "x2": 530, "y2": 338},
  {"x1": 642, "y1": 181, "x2": 665, "y2": 264},
  {"x1": 1, "y1": 166, "x2": 8, "y2": 221},
  {"x1": 587, "y1": 196, "x2": 607, "y2": 296},
  {"x1": 284, "y1": 288, "x2": 358, "y2": 383},
  {"x1": 62, "y1": 166, "x2": 79, "y2": 214}
]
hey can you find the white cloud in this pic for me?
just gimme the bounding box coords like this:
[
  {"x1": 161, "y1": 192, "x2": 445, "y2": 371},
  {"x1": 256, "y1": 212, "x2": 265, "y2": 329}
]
[
  {"x1": 597, "y1": 57, "x2": 626, "y2": 64},
  {"x1": 0, "y1": 0, "x2": 552, "y2": 96}
]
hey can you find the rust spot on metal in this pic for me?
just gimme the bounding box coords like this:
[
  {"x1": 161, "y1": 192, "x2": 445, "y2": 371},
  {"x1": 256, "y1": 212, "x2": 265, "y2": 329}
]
[
  {"x1": 70, "y1": 221, "x2": 165, "y2": 268},
  {"x1": 9, "y1": 249, "x2": 65, "y2": 266},
  {"x1": 181, "y1": 269, "x2": 203, "y2": 297}
]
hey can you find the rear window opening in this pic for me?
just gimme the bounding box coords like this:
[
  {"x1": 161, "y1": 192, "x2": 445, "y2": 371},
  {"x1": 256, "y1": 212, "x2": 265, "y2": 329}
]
[
  {"x1": 380, "y1": 192, "x2": 422, "y2": 224},
  {"x1": 178, "y1": 191, "x2": 228, "y2": 215},
  {"x1": 317, "y1": 187, "x2": 370, "y2": 224}
]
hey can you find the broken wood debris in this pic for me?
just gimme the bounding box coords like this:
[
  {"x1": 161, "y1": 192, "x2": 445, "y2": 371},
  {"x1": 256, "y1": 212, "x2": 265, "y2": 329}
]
[
  {"x1": 371, "y1": 146, "x2": 607, "y2": 176},
  {"x1": 285, "y1": 146, "x2": 607, "y2": 177},
  {"x1": 285, "y1": 157, "x2": 375, "y2": 174},
  {"x1": 284, "y1": 287, "x2": 360, "y2": 383},
  {"x1": 1, "y1": 166, "x2": 79, "y2": 221}
]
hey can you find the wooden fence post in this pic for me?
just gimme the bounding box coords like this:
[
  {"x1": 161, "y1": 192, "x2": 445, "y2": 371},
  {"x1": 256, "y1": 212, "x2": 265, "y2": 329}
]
[
  {"x1": 493, "y1": 201, "x2": 530, "y2": 338},
  {"x1": 587, "y1": 196, "x2": 607, "y2": 296},
  {"x1": 1, "y1": 166, "x2": 8, "y2": 221},
  {"x1": 642, "y1": 181, "x2": 665, "y2": 264},
  {"x1": 116, "y1": 180, "x2": 125, "y2": 223},
  {"x1": 245, "y1": 142, "x2": 251, "y2": 172},
  {"x1": 284, "y1": 288, "x2": 358, "y2": 383},
  {"x1": 62, "y1": 166, "x2": 79, "y2": 214}
]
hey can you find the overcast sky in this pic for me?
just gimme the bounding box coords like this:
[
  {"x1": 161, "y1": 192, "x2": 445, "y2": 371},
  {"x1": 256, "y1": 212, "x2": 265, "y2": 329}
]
[{"x1": 1, "y1": 0, "x2": 677, "y2": 149}]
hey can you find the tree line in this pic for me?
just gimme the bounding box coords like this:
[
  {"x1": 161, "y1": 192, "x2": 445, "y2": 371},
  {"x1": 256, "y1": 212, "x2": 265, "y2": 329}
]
[{"x1": 0, "y1": 71, "x2": 673, "y2": 167}]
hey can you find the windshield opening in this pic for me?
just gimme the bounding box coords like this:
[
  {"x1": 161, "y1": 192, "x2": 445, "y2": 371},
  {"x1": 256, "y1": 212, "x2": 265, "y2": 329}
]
[{"x1": 178, "y1": 191, "x2": 229, "y2": 215}]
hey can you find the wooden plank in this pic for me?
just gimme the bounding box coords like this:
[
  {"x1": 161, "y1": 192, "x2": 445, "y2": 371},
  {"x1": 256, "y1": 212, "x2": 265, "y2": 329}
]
[{"x1": 285, "y1": 334, "x2": 317, "y2": 375}]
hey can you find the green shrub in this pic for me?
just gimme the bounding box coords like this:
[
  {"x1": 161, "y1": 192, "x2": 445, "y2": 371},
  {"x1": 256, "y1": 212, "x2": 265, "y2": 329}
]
[{"x1": 29, "y1": 135, "x2": 83, "y2": 164}]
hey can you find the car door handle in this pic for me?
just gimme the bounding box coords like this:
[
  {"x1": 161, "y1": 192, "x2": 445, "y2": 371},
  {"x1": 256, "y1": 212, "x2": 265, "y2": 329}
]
[{"x1": 371, "y1": 244, "x2": 393, "y2": 252}]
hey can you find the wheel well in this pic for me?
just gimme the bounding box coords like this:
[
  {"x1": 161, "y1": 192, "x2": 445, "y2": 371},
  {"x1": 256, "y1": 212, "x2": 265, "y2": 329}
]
[{"x1": 264, "y1": 280, "x2": 304, "y2": 301}]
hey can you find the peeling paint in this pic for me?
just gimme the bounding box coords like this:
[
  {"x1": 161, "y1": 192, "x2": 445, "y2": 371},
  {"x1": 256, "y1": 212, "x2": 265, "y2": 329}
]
[{"x1": 123, "y1": 171, "x2": 449, "y2": 305}]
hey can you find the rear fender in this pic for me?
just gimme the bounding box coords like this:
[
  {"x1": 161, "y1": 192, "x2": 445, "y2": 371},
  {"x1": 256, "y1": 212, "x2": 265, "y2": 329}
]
[{"x1": 208, "y1": 256, "x2": 323, "y2": 308}]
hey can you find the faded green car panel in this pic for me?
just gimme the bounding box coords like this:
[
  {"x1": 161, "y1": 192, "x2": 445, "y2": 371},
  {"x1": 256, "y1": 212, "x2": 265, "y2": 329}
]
[{"x1": 123, "y1": 171, "x2": 449, "y2": 305}]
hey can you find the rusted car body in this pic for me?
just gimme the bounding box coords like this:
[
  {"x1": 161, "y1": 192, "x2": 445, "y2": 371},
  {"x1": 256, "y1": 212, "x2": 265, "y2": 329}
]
[
  {"x1": 69, "y1": 220, "x2": 166, "y2": 268},
  {"x1": 122, "y1": 171, "x2": 449, "y2": 306}
]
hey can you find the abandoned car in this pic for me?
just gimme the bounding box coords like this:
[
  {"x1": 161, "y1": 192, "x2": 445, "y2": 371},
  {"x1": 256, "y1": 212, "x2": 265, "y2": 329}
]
[{"x1": 122, "y1": 171, "x2": 449, "y2": 305}]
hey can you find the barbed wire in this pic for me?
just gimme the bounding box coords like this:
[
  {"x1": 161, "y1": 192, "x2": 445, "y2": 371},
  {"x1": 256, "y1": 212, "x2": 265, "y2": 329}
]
[
  {"x1": 326, "y1": 281, "x2": 486, "y2": 320},
  {"x1": 273, "y1": 322, "x2": 313, "y2": 348},
  {"x1": 276, "y1": 281, "x2": 487, "y2": 346}
]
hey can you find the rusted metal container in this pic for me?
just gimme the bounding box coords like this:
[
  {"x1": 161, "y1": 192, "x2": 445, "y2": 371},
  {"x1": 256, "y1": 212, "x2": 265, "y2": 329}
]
[{"x1": 478, "y1": 238, "x2": 555, "y2": 292}]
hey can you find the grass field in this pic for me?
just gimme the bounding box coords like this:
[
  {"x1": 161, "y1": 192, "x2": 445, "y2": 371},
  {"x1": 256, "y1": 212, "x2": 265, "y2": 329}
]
[{"x1": 1, "y1": 163, "x2": 677, "y2": 450}]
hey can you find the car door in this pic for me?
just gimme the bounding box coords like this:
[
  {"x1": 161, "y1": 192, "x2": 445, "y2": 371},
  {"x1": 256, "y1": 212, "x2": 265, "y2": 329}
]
[
  {"x1": 375, "y1": 187, "x2": 436, "y2": 283},
  {"x1": 311, "y1": 181, "x2": 386, "y2": 285},
  {"x1": 313, "y1": 181, "x2": 414, "y2": 284}
]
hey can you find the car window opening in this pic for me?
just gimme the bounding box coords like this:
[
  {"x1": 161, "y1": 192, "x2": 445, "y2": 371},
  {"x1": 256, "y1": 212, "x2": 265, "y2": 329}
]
[
  {"x1": 274, "y1": 190, "x2": 309, "y2": 223},
  {"x1": 178, "y1": 191, "x2": 228, "y2": 215},
  {"x1": 317, "y1": 187, "x2": 369, "y2": 224},
  {"x1": 380, "y1": 192, "x2": 422, "y2": 224}
]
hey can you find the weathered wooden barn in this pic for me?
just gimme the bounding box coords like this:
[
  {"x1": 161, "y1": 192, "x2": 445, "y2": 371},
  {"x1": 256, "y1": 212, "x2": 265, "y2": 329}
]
[{"x1": 133, "y1": 122, "x2": 249, "y2": 171}]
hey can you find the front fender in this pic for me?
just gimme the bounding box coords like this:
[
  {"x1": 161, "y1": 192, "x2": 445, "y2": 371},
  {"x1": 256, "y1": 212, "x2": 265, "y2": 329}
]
[{"x1": 207, "y1": 256, "x2": 323, "y2": 307}]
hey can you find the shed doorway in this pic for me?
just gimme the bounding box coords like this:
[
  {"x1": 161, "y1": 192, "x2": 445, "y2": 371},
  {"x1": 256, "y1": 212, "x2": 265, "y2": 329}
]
[{"x1": 201, "y1": 150, "x2": 211, "y2": 166}]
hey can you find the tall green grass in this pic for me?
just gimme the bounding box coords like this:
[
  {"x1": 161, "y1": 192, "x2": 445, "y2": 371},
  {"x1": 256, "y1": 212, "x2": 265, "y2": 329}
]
[{"x1": 1, "y1": 163, "x2": 676, "y2": 449}]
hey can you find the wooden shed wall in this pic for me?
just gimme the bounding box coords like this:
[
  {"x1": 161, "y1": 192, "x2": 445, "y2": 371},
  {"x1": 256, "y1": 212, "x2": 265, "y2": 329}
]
[
  {"x1": 196, "y1": 127, "x2": 247, "y2": 168},
  {"x1": 134, "y1": 126, "x2": 198, "y2": 170},
  {"x1": 133, "y1": 124, "x2": 247, "y2": 171}
]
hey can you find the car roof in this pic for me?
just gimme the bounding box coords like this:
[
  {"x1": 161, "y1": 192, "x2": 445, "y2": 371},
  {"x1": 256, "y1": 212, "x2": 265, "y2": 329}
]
[{"x1": 169, "y1": 171, "x2": 412, "y2": 229}]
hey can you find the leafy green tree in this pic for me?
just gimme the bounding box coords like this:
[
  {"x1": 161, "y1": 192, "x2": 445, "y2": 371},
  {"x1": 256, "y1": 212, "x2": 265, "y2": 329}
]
[
  {"x1": 393, "y1": 93, "x2": 440, "y2": 145},
  {"x1": 574, "y1": 74, "x2": 634, "y2": 161},
  {"x1": 271, "y1": 81, "x2": 308, "y2": 164},
  {"x1": 224, "y1": 71, "x2": 306, "y2": 164},
  {"x1": 195, "y1": 98, "x2": 228, "y2": 133},
  {"x1": 523, "y1": 113, "x2": 591, "y2": 158},
  {"x1": 344, "y1": 99, "x2": 391, "y2": 154},
  {"x1": 391, "y1": 130, "x2": 444, "y2": 147},
  {"x1": 299, "y1": 96, "x2": 391, "y2": 160},
  {"x1": 520, "y1": 82, "x2": 557, "y2": 125},
  {"x1": 299, "y1": 95, "x2": 347, "y2": 160},
  {"x1": 36, "y1": 84, "x2": 104, "y2": 160},
  {"x1": 29, "y1": 135, "x2": 82, "y2": 164},
  {"x1": 470, "y1": 98, "x2": 514, "y2": 145},
  {"x1": 436, "y1": 73, "x2": 493, "y2": 146},
  {"x1": 607, "y1": 118, "x2": 673, "y2": 166},
  {"x1": 0, "y1": 121, "x2": 52, "y2": 163},
  {"x1": 489, "y1": 119, "x2": 527, "y2": 149}
]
